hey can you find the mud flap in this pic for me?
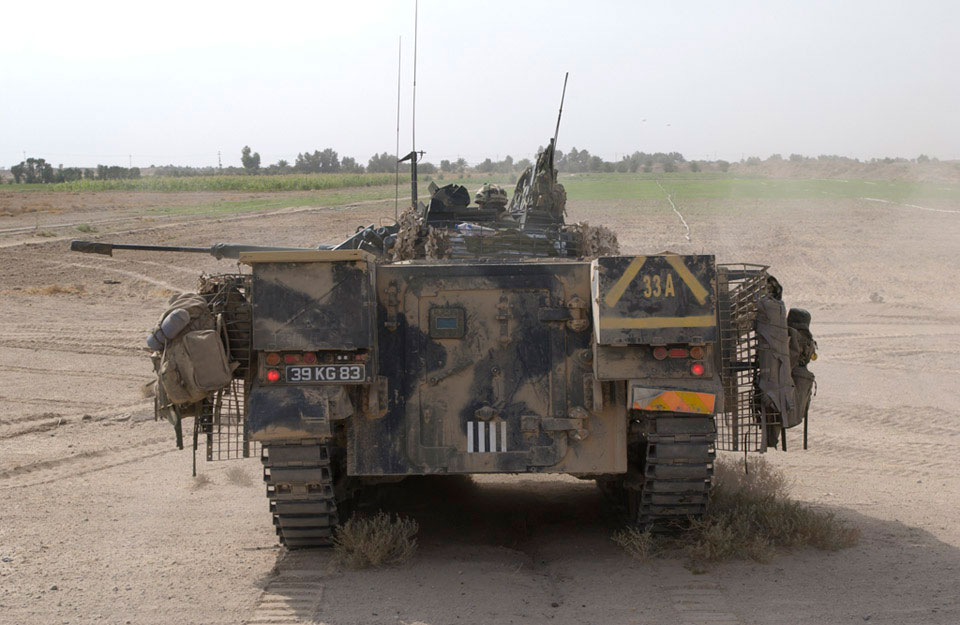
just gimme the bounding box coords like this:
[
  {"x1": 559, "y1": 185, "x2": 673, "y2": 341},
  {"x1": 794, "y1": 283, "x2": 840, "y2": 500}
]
[{"x1": 247, "y1": 385, "x2": 353, "y2": 442}]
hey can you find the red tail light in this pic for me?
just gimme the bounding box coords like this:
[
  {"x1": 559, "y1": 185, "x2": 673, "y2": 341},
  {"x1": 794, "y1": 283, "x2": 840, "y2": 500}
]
[
  {"x1": 266, "y1": 369, "x2": 280, "y2": 382},
  {"x1": 689, "y1": 346, "x2": 704, "y2": 360},
  {"x1": 283, "y1": 353, "x2": 302, "y2": 364},
  {"x1": 691, "y1": 362, "x2": 706, "y2": 376},
  {"x1": 668, "y1": 347, "x2": 688, "y2": 359},
  {"x1": 653, "y1": 346, "x2": 668, "y2": 360},
  {"x1": 302, "y1": 352, "x2": 317, "y2": 364},
  {"x1": 265, "y1": 352, "x2": 281, "y2": 366}
]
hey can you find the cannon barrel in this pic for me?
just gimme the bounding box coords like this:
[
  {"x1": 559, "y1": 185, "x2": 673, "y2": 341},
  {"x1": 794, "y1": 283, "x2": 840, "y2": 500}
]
[{"x1": 70, "y1": 240, "x2": 331, "y2": 260}]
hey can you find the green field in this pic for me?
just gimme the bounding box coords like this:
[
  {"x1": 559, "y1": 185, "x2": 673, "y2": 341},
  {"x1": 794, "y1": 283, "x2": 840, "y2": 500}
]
[
  {"x1": 4, "y1": 173, "x2": 958, "y2": 205},
  {"x1": 419, "y1": 174, "x2": 960, "y2": 203},
  {"x1": 561, "y1": 174, "x2": 960, "y2": 202},
  {"x1": 145, "y1": 188, "x2": 401, "y2": 217},
  {"x1": 6, "y1": 173, "x2": 398, "y2": 193}
]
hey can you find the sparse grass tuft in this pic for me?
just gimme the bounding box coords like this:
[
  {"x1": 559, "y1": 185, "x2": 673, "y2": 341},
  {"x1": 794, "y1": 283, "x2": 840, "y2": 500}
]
[
  {"x1": 685, "y1": 458, "x2": 860, "y2": 563},
  {"x1": 36, "y1": 230, "x2": 57, "y2": 237},
  {"x1": 333, "y1": 511, "x2": 418, "y2": 569},
  {"x1": 613, "y1": 458, "x2": 859, "y2": 564},
  {"x1": 76, "y1": 223, "x2": 98, "y2": 233},
  {"x1": 225, "y1": 466, "x2": 252, "y2": 487},
  {"x1": 192, "y1": 473, "x2": 212, "y2": 489},
  {"x1": 23, "y1": 283, "x2": 86, "y2": 296},
  {"x1": 612, "y1": 526, "x2": 660, "y2": 561}
]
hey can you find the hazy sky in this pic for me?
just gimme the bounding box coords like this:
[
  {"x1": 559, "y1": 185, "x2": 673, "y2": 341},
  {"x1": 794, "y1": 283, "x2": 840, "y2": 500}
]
[{"x1": 3, "y1": 0, "x2": 958, "y2": 168}]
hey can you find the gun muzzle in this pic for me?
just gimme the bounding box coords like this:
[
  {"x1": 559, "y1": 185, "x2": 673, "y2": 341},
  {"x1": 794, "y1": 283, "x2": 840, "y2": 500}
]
[{"x1": 70, "y1": 240, "x2": 114, "y2": 256}]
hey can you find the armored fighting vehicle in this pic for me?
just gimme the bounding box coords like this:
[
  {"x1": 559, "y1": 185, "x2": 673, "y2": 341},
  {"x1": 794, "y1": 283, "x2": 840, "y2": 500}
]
[{"x1": 71, "y1": 140, "x2": 816, "y2": 548}]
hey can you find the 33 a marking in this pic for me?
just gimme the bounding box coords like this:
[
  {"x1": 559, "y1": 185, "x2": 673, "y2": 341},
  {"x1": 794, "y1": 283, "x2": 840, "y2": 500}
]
[{"x1": 641, "y1": 274, "x2": 676, "y2": 298}]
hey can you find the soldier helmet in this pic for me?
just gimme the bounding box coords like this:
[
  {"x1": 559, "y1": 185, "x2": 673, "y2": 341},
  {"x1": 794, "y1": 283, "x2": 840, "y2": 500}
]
[
  {"x1": 474, "y1": 183, "x2": 508, "y2": 207},
  {"x1": 766, "y1": 275, "x2": 783, "y2": 300},
  {"x1": 787, "y1": 308, "x2": 811, "y2": 331}
]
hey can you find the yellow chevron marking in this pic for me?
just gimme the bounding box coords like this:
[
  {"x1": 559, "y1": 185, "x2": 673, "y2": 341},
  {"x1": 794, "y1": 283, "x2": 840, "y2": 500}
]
[
  {"x1": 678, "y1": 391, "x2": 709, "y2": 412},
  {"x1": 600, "y1": 314, "x2": 716, "y2": 330},
  {"x1": 665, "y1": 254, "x2": 709, "y2": 305},
  {"x1": 603, "y1": 256, "x2": 647, "y2": 307}
]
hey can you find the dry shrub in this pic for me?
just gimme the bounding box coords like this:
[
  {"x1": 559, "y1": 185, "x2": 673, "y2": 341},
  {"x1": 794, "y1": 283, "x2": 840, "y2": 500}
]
[
  {"x1": 36, "y1": 230, "x2": 57, "y2": 238},
  {"x1": 225, "y1": 466, "x2": 251, "y2": 487},
  {"x1": 685, "y1": 458, "x2": 860, "y2": 563},
  {"x1": 333, "y1": 511, "x2": 418, "y2": 569},
  {"x1": 24, "y1": 284, "x2": 86, "y2": 296},
  {"x1": 612, "y1": 526, "x2": 659, "y2": 560},
  {"x1": 613, "y1": 458, "x2": 859, "y2": 564},
  {"x1": 192, "y1": 473, "x2": 212, "y2": 489},
  {"x1": 76, "y1": 223, "x2": 98, "y2": 233}
]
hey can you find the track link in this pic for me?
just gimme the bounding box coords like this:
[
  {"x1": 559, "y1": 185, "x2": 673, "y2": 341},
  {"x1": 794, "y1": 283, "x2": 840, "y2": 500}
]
[
  {"x1": 262, "y1": 442, "x2": 339, "y2": 548},
  {"x1": 636, "y1": 415, "x2": 716, "y2": 526}
]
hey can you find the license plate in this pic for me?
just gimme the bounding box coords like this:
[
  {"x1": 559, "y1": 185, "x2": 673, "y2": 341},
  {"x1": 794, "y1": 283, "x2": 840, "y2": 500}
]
[{"x1": 285, "y1": 364, "x2": 366, "y2": 383}]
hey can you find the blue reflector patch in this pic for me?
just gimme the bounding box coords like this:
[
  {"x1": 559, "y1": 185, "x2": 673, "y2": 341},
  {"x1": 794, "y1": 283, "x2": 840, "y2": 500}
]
[{"x1": 435, "y1": 316, "x2": 458, "y2": 330}]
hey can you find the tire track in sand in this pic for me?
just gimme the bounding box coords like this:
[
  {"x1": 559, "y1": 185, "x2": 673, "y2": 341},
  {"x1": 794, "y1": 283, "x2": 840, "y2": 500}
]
[{"x1": 0, "y1": 435, "x2": 175, "y2": 489}]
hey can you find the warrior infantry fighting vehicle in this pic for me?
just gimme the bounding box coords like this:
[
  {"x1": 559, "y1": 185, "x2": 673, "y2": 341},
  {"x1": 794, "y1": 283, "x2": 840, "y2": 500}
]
[{"x1": 71, "y1": 140, "x2": 816, "y2": 548}]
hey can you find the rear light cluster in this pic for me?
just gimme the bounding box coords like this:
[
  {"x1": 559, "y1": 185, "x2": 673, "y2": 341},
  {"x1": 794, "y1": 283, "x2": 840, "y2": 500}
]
[
  {"x1": 651, "y1": 344, "x2": 707, "y2": 376},
  {"x1": 283, "y1": 352, "x2": 317, "y2": 364}
]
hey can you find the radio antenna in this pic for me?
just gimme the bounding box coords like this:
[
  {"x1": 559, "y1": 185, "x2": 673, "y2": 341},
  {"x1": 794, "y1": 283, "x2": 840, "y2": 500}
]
[
  {"x1": 394, "y1": 35, "x2": 402, "y2": 221},
  {"x1": 553, "y1": 72, "x2": 569, "y2": 150},
  {"x1": 412, "y1": 0, "x2": 418, "y2": 158},
  {"x1": 399, "y1": 0, "x2": 424, "y2": 210},
  {"x1": 398, "y1": 1, "x2": 424, "y2": 210}
]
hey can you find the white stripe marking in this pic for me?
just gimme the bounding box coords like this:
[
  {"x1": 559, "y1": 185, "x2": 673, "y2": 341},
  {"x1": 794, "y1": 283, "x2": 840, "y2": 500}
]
[
  {"x1": 478, "y1": 421, "x2": 485, "y2": 453},
  {"x1": 467, "y1": 421, "x2": 474, "y2": 453},
  {"x1": 489, "y1": 420, "x2": 496, "y2": 452},
  {"x1": 861, "y1": 196, "x2": 960, "y2": 214},
  {"x1": 500, "y1": 421, "x2": 507, "y2": 451}
]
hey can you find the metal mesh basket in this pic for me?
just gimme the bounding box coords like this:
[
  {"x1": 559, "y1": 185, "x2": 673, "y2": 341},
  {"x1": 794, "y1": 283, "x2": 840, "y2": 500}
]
[
  {"x1": 192, "y1": 273, "x2": 259, "y2": 462},
  {"x1": 716, "y1": 264, "x2": 775, "y2": 453},
  {"x1": 196, "y1": 378, "x2": 257, "y2": 461}
]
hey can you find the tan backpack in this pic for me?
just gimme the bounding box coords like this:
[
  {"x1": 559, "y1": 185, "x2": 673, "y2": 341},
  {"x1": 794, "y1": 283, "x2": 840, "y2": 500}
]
[{"x1": 155, "y1": 293, "x2": 234, "y2": 406}]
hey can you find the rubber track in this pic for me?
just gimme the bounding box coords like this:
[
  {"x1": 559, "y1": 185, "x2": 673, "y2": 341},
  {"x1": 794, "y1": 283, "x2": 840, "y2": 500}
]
[
  {"x1": 639, "y1": 415, "x2": 716, "y2": 525},
  {"x1": 262, "y1": 442, "x2": 339, "y2": 549}
]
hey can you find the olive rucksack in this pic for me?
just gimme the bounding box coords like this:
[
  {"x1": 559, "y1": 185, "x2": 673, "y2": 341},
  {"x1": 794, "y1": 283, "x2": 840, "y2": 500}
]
[
  {"x1": 153, "y1": 293, "x2": 234, "y2": 406},
  {"x1": 786, "y1": 308, "x2": 817, "y2": 430}
]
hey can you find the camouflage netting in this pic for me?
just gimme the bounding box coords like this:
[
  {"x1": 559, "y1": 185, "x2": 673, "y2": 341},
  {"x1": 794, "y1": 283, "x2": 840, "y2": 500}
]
[
  {"x1": 392, "y1": 210, "x2": 619, "y2": 261},
  {"x1": 391, "y1": 208, "x2": 450, "y2": 261},
  {"x1": 569, "y1": 222, "x2": 620, "y2": 257},
  {"x1": 390, "y1": 208, "x2": 421, "y2": 261},
  {"x1": 423, "y1": 226, "x2": 450, "y2": 259},
  {"x1": 508, "y1": 138, "x2": 567, "y2": 221}
]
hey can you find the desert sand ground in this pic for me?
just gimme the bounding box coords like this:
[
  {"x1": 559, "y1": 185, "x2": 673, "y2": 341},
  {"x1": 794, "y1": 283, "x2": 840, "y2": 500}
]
[{"x1": 0, "y1": 190, "x2": 958, "y2": 625}]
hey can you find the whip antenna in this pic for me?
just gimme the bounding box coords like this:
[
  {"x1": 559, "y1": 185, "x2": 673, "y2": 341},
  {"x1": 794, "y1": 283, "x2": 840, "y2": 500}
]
[
  {"x1": 395, "y1": 36, "x2": 402, "y2": 221},
  {"x1": 553, "y1": 72, "x2": 569, "y2": 149},
  {"x1": 397, "y1": 0, "x2": 424, "y2": 211},
  {"x1": 412, "y1": 0, "x2": 418, "y2": 158}
]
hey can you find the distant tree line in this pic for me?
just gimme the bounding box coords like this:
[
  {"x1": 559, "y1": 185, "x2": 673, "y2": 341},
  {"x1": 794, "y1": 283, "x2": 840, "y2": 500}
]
[
  {"x1": 7, "y1": 146, "x2": 947, "y2": 184},
  {"x1": 9, "y1": 157, "x2": 141, "y2": 184}
]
